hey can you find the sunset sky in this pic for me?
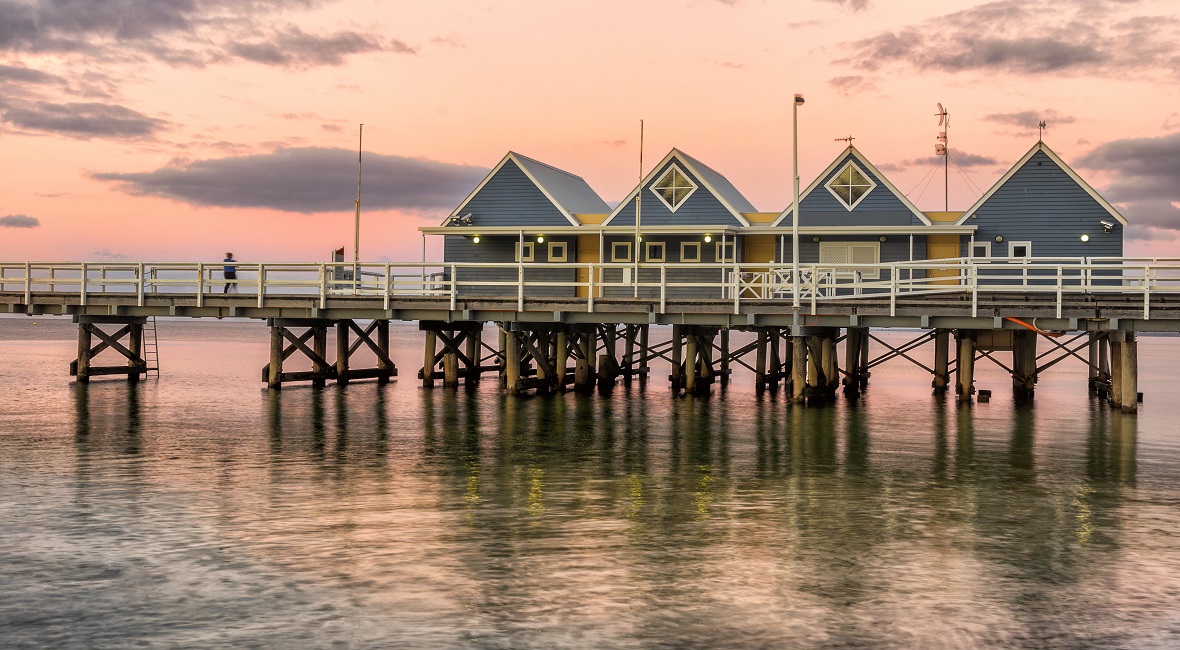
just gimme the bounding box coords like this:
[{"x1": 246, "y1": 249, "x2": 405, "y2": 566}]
[{"x1": 2, "y1": 0, "x2": 1179, "y2": 263}]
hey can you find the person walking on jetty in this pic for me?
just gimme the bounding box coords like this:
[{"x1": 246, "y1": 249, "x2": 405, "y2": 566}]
[{"x1": 223, "y1": 252, "x2": 237, "y2": 293}]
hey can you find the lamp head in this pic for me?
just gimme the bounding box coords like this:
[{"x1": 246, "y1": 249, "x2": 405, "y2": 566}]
[{"x1": 794, "y1": 94, "x2": 805, "y2": 106}]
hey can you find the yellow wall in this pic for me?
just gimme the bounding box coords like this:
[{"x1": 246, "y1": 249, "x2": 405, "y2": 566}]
[
  {"x1": 926, "y1": 234, "x2": 961, "y2": 283},
  {"x1": 576, "y1": 234, "x2": 601, "y2": 297},
  {"x1": 574, "y1": 213, "x2": 608, "y2": 225},
  {"x1": 742, "y1": 212, "x2": 781, "y2": 224}
]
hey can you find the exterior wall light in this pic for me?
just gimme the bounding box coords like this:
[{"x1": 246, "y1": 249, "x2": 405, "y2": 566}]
[
  {"x1": 537, "y1": 235, "x2": 544, "y2": 243},
  {"x1": 812, "y1": 236, "x2": 821, "y2": 243},
  {"x1": 879, "y1": 236, "x2": 887, "y2": 243},
  {"x1": 472, "y1": 236, "x2": 480, "y2": 244},
  {"x1": 1080, "y1": 234, "x2": 1089, "y2": 242},
  {"x1": 704, "y1": 235, "x2": 712, "y2": 243},
  {"x1": 995, "y1": 235, "x2": 1004, "y2": 243}
]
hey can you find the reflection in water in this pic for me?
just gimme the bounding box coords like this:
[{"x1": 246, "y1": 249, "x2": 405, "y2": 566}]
[{"x1": 10, "y1": 322, "x2": 1179, "y2": 648}]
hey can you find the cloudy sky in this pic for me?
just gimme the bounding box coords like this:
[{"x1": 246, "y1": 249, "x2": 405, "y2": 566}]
[{"x1": 2, "y1": 0, "x2": 1178, "y2": 262}]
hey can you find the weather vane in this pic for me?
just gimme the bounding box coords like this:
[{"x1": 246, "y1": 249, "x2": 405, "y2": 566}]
[
  {"x1": 835, "y1": 135, "x2": 855, "y2": 145},
  {"x1": 1038, "y1": 120, "x2": 1047, "y2": 142}
]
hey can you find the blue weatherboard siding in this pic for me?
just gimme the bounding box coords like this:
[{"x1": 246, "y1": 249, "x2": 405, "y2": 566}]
[
  {"x1": 453, "y1": 159, "x2": 572, "y2": 228},
  {"x1": 794, "y1": 153, "x2": 923, "y2": 227},
  {"x1": 610, "y1": 159, "x2": 745, "y2": 227},
  {"x1": 445, "y1": 235, "x2": 578, "y2": 297},
  {"x1": 961, "y1": 150, "x2": 1123, "y2": 259}
]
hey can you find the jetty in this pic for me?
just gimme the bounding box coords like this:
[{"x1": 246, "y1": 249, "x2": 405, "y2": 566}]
[{"x1": 2, "y1": 257, "x2": 1178, "y2": 412}]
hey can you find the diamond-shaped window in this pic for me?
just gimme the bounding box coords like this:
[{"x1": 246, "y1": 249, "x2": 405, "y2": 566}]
[
  {"x1": 826, "y1": 161, "x2": 876, "y2": 210},
  {"x1": 650, "y1": 164, "x2": 698, "y2": 212}
]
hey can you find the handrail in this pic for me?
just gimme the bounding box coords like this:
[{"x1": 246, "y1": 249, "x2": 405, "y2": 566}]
[{"x1": 3, "y1": 259, "x2": 1180, "y2": 319}]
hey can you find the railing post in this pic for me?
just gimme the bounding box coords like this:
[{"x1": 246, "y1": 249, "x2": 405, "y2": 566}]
[
  {"x1": 587, "y1": 264, "x2": 595, "y2": 313},
  {"x1": 24, "y1": 262, "x2": 31, "y2": 308},
  {"x1": 257, "y1": 264, "x2": 266, "y2": 308},
  {"x1": 661, "y1": 264, "x2": 669, "y2": 314},
  {"x1": 890, "y1": 266, "x2": 897, "y2": 317},
  {"x1": 1144, "y1": 264, "x2": 1151, "y2": 319},
  {"x1": 971, "y1": 264, "x2": 978, "y2": 317},
  {"x1": 79, "y1": 262, "x2": 88, "y2": 307},
  {"x1": 731, "y1": 264, "x2": 740, "y2": 314},
  {"x1": 1056, "y1": 265, "x2": 1063, "y2": 318},
  {"x1": 517, "y1": 264, "x2": 524, "y2": 312},
  {"x1": 384, "y1": 263, "x2": 392, "y2": 311},
  {"x1": 136, "y1": 263, "x2": 145, "y2": 306},
  {"x1": 196, "y1": 262, "x2": 205, "y2": 308},
  {"x1": 450, "y1": 263, "x2": 458, "y2": 311}
]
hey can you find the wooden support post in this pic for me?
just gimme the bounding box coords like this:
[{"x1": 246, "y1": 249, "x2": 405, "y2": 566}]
[
  {"x1": 505, "y1": 330, "x2": 521, "y2": 395},
  {"x1": 1121, "y1": 332, "x2": 1138, "y2": 413},
  {"x1": 76, "y1": 323, "x2": 93, "y2": 384},
  {"x1": 312, "y1": 326, "x2": 328, "y2": 388},
  {"x1": 423, "y1": 329, "x2": 437, "y2": 386},
  {"x1": 127, "y1": 323, "x2": 143, "y2": 383},
  {"x1": 465, "y1": 327, "x2": 480, "y2": 387},
  {"x1": 1012, "y1": 329, "x2": 1037, "y2": 398},
  {"x1": 268, "y1": 324, "x2": 283, "y2": 389},
  {"x1": 1099, "y1": 334, "x2": 1111, "y2": 391},
  {"x1": 670, "y1": 325, "x2": 683, "y2": 393},
  {"x1": 807, "y1": 335, "x2": 822, "y2": 401},
  {"x1": 843, "y1": 327, "x2": 860, "y2": 396},
  {"x1": 685, "y1": 332, "x2": 698, "y2": 395},
  {"x1": 755, "y1": 329, "x2": 768, "y2": 391},
  {"x1": 497, "y1": 325, "x2": 508, "y2": 387},
  {"x1": 556, "y1": 329, "x2": 569, "y2": 391},
  {"x1": 719, "y1": 329, "x2": 730, "y2": 388},
  {"x1": 335, "y1": 320, "x2": 350, "y2": 385},
  {"x1": 859, "y1": 330, "x2": 869, "y2": 390},
  {"x1": 956, "y1": 330, "x2": 976, "y2": 402},
  {"x1": 377, "y1": 320, "x2": 391, "y2": 385},
  {"x1": 442, "y1": 333, "x2": 459, "y2": 387},
  {"x1": 933, "y1": 329, "x2": 950, "y2": 395},
  {"x1": 778, "y1": 332, "x2": 789, "y2": 392},
  {"x1": 639, "y1": 325, "x2": 649, "y2": 385},
  {"x1": 791, "y1": 336, "x2": 806, "y2": 403},
  {"x1": 623, "y1": 326, "x2": 636, "y2": 386}
]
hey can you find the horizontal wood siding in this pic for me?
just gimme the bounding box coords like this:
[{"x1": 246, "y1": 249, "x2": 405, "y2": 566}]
[
  {"x1": 798, "y1": 153, "x2": 917, "y2": 227},
  {"x1": 960, "y1": 151, "x2": 1123, "y2": 260},
  {"x1": 456, "y1": 159, "x2": 571, "y2": 228},
  {"x1": 444, "y1": 235, "x2": 577, "y2": 298},
  {"x1": 610, "y1": 159, "x2": 744, "y2": 227}
]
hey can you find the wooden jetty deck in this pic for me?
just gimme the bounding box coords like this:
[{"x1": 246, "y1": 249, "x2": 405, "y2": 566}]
[{"x1": 4, "y1": 258, "x2": 1180, "y2": 411}]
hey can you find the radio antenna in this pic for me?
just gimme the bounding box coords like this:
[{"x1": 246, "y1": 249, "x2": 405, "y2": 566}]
[{"x1": 935, "y1": 103, "x2": 949, "y2": 211}]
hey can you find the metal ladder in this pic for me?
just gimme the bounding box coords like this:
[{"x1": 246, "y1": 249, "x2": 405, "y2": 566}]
[{"x1": 143, "y1": 316, "x2": 160, "y2": 377}]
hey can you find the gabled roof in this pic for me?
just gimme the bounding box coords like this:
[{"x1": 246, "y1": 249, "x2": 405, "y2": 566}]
[
  {"x1": 447, "y1": 151, "x2": 609, "y2": 226},
  {"x1": 601, "y1": 148, "x2": 755, "y2": 226},
  {"x1": 955, "y1": 141, "x2": 1127, "y2": 226},
  {"x1": 771, "y1": 145, "x2": 931, "y2": 227}
]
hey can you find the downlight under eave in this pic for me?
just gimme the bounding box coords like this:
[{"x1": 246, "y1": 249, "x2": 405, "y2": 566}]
[{"x1": 825, "y1": 160, "x2": 877, "y2": 211}]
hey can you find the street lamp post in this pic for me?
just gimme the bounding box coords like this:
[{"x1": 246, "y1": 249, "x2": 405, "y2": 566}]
[{"x1": 792, "y1": 94, "x2": 804, "y2": 335}]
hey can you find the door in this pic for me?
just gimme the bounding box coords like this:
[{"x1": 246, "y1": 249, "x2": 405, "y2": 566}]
[
  {"x1": 926, "y1": 235, "x2": 961, "y2": 285},
  {"x1": 576, "y1": 235, "x2": 601, "y2": 298}
]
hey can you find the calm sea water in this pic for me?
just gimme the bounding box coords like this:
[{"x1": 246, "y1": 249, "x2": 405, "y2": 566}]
[{"x1": 1, "y1": 316, "x2": 1179, "y2": 648}]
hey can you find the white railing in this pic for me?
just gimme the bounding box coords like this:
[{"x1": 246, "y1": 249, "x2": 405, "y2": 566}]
[{"x1": 2, "y1": 258, "x2": 1180, "y2": 319}]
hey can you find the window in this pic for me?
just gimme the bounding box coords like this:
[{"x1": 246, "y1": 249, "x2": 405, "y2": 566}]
[
  {"x1": 548, "y1": 241, "x2": 568, "y2": 262},
  {"x1": 819, "y1": 241, "x2": 881, "y2": 279},
  {"x1": 825, "y1": 161, "x2": 877, "y2": 211},
  {"x1": 611, "y1": 241, "x2": 632, "y2": 262},
  {"x1": 650, "y1": 164, "x2": 698, "y2": 212},
  {"x1": 646, "y1": 241, "x2": 666, "y2": 262},
  {"x1": 1008, "y1": 241, "x2": 1031, "y2": 258},
  {"x1": 971, "y1": 242, "x2": 991, "y2": 258},
  {"x1": 716, "y1": 241, "x2": 735, "y2": 263},
  {"x1": 680, "y1": 242, "x2": 701, "y2": 263},
  {"x1": 516, "y1": 241, "x2": 535, "y2": 262}
]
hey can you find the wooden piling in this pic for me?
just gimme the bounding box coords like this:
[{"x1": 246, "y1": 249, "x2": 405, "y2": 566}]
[
  {"x1": 556, "y1": 329, "x2": 569, "y2": 390},
  {"x1": 956, "y1": 331, "x2": 976, "y2": 402},
  {"x1": 268, "y1": 324, "x2": 283, "y2": 389},
  {"x1": 791, "y1": 336, "x2": 806, "y2": 403},
  {"x1": 933, "y1": 329, "x2": 950, "y2": 394},
  {"x1": 312, "y1": 326, "x2": 328, "y2": 388},
  {"x1": 335, "y1": 321, "x2": 350, "y2": 385},
  {"x1": 76, "y1": 323, "x2": 92, "y2": 384},
  {"x1": 505, "y1": 329, "x2": 521, "y2": 395},
  {"x1": 755, "y1": 329, "x2": 768, "y2": 391},
  {"x1": 1012, "y1": 329, "x2": 1037, "y2": 398},
  {"x1": 423, "y1": 329, "x2": 436, "y2": 386},
  {"x1": 377, "y1": 320, "x2": 391, "y2": 385},
  {"x1": 685, "y1": 333, "x2": 698, "y2": 394},
  {"x1": 719, "y1": 329, "x2": 730, "y2": 388}
]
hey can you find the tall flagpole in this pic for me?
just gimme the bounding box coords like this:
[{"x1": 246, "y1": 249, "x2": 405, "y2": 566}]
[
  {"x1": 634, "y1": 120, "x2": 643, "y2": 298},
  {"x1": 792, "y1": 94, "x2": 804, "y2": 334},
  {"x1": 353, "y1": 123, "x2": 363, "y2": 293}
]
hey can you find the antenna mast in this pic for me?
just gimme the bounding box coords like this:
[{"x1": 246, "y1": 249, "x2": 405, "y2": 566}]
[
  {"x1": 935, "y1": 103, "x2": 948, "y2": 211},
  {"x1": 634, "y1": 119, "x2": 643, "y2": 298},
  {"x1": 354, "y1": 123, "x2": 363, "y2": 274},
  {"x1": 1038, "y1": 120, "x2": 1046, "y2": 142}
]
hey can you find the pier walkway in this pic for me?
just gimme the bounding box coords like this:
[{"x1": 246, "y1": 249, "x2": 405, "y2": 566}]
[{"x1": 3, "y1": 258, "x2": 1180, "y2": 411}]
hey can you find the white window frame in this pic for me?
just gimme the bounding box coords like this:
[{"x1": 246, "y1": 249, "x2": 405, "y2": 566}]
[
  {"x1": 825, "y1": 161, "x2": 878, "y2": 211},
  {"x1": 1008, "y1": 241, "x2": 1032, "y2": 258},
  {"x1": 970, "y1": 241, "x2": 991, "y2": 258},
  {"x1": 680, "y1": 242, "x2": 702, "y2": 263},
  {"x1": 645, "y1": 241, "x2": 667, "y2": 263},
  {"x1": 649, "y1": 163, "x2": 698, "y2": 213},
  {"x1": 516, "y1": 241, "x2": 534, "y2": 262},
  {"x1": 819, "y1": 241, "x2": 881, "y2": 279},
  {"x1": 611, "y1": 241, "x2": 632, "y2": 262},
  {"x1": 548, "y1": 241, "x2": 568, "y2": 263},
  {"x1": 716, "y1": 241, "x2": 735, "y2": 263}
]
